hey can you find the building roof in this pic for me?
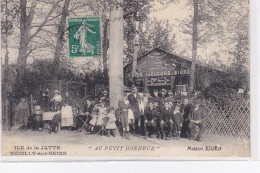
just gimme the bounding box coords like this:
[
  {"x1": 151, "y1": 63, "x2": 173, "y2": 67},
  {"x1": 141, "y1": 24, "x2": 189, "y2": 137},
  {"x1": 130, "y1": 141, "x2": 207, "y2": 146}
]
[{"x1": 124, "y1": 47, "x2": 223, "y2": 72}]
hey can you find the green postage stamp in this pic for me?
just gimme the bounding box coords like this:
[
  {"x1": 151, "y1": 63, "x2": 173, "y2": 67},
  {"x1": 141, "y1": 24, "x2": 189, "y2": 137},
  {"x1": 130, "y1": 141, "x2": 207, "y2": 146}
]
[{"x1": 68, "y1": 17, "x2": 101, "y2": 57}]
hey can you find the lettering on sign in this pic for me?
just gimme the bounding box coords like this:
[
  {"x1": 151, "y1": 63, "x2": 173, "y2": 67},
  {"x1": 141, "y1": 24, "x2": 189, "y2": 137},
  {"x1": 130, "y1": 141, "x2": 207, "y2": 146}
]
[{"x1": 148, "y1": 77, "x2": 171, "y2": 84}]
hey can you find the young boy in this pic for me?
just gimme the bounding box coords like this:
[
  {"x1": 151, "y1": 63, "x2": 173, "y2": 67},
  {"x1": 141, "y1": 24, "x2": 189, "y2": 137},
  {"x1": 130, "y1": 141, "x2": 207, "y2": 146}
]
[
  {"x1": 152, "y1": 100, "x2": 161, "y2": 138},
  {"x1": 96, "y1": 101, "x2": 107, "y2": 126},
  {"x1": 117, "y1": 97, "x2": 131, "y2": 139},
  {"x1": 144, "y1": 102, "x2": 157, "y2": 138},
  {"x1": 173, "y1": 104, "x2": 183, "y2": 140}
]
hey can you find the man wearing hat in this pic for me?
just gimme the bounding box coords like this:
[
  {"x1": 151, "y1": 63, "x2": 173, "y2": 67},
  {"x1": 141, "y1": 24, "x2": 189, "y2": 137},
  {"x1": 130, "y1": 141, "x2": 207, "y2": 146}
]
[
  {"x1": 180, "y1": 97, "x2": 193, "y2": 138},
  {"x1": 152, "y1": 89, "x2": 161, "y2": 103},
  {"x1": 165, "y1": 90, "x2": 175, "y2": 108},
  {"x1": 128, "y1": 86, "x2": 141, "y2": 133},
  {"x1": 159, "y1": 89, "x2": 168, "y2": 109},
  {"x1": 143, "y1": 88, "x2": 151, "y2": 110},
  {"x1": 151, "y1": 100, "x2": 161, "y2": 138},
  {"x1": 188, "y1": 99, "x2": 206, "y2": 141},
  {"x1": 144, "y1": 102, "x2": 158, "y2": 138},
  {"x1": 99, "y1": 90, "x2": 109, "y2": 107},
  {"x1": 40, "y1": 89, "x2": 50, "y2": 112},
  {"x1": 160, "y1": 102, "x2": 174, "y2": 140},
  {"x1": 50, "y1": 90, "x2": 62, "y2": 111}
]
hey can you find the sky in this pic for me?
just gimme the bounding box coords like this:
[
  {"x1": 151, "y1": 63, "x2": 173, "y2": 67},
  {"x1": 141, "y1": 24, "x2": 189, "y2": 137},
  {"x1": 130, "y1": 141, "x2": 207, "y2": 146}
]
[
  {"x1": 149, "y1": 1, "x2": 233, "y2": 65},
  {"x1": 1, "y1": 0, "x2": 248, "y2": 66}
]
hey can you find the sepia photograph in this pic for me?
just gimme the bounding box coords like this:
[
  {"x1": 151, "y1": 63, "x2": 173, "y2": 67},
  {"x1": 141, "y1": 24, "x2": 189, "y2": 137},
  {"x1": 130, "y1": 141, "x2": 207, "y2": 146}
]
[{"x1": 1, "y1": 0, "x2": 250, "y2": 160}]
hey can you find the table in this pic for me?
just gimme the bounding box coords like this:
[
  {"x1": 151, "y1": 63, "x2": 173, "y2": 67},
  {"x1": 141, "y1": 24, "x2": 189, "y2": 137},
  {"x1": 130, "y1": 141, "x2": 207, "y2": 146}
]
[{"x1": 42, "y1": 112, "x2": 58, "y2": 121}]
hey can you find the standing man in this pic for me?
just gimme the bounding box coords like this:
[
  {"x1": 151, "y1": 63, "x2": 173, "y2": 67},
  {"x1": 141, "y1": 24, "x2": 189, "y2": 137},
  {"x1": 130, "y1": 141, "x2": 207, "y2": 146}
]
[
  {"x1": 128, "y1": 86, "x2": 141, "y2": 133},
  {"x1": 188, "y1": 99, "x2": 206, "y2": 141},
  {"x1": 165, "y1": 90, "x2": 175, "y2": 108},
  {"x1": 15, "y1": 97, "x2": 30, "y2": 130},
  {"x1": 159, "y1": 89, "x2": 168, "y2": 109},
  {"x1": 152, "y1": 89, "x2": 160, "y2": 103},
  {"x1": 40, "y1": 89, "x2": 50, "y2": 112},
  {"x1": 83, "y1": 99, "x2": 94, "y2": 115},
  {"x1": 50, "y1": 90, "x2": 62, "y2": 111},
  {"x1": 180, "y1": 97, "x2": 194, "y2": 138},
  {"x1": 143, "y1": 88, "x2": 151, "y2": 109}
]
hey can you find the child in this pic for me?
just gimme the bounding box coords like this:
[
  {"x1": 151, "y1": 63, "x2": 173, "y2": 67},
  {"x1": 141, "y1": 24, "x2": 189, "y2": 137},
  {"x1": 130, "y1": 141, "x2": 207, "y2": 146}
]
[
  {"x1": 105, "y1": 108, "x2": 117, "y2": 137},
  {"x1": 49, "y1": 113, "x2": 61, "y2": 134},
  {"x1": 173, "y1": 104, "x2": 183, "y2": 140},
  {"x1": 138, "y1": 94, "x2": 145, "y2": 128},
  {"x1": 96, "y1": 101, "x2": 107, "y2": 126},
  {"x1": 89, "y1": 104, "x2": 100, "y2": 133},
  {"x1": 144, "y1": 102, "x2": 157, "y2": 138},
  {"x1": 160, "y1": 102, "x2": 174, "y2": 140},
  {"x1": 117, "y1": 97, "x2": 131, "y2": 139}
]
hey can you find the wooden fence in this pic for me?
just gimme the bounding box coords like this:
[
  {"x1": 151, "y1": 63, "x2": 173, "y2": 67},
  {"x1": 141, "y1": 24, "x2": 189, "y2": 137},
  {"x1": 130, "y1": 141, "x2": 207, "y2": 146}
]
[{"x1": 202, "y1": 99, "x2": 250, "y2": 138}]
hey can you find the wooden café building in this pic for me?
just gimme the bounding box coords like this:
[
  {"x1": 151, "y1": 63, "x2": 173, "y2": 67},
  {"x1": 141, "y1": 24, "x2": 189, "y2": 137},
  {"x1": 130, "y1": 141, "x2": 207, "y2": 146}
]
[{"x1": 124, "y1": 48, "x2": 222, "y2": 95}]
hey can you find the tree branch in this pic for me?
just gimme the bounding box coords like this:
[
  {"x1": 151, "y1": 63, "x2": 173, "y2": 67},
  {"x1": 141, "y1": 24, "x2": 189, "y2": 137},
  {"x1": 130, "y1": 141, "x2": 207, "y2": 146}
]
[
  {"x1": 27, "y1": 0, "x2": 37, "y2": 25},
  {"x1": 29, "y1": 0, "x2": 61, "y2": 41}
]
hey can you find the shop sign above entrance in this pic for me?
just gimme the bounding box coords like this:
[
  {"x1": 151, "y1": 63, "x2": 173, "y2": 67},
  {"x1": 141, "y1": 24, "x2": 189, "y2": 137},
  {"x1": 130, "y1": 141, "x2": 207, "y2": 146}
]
[{"x1": 136, "y1": 69, "x2": 190, "y2": 77}]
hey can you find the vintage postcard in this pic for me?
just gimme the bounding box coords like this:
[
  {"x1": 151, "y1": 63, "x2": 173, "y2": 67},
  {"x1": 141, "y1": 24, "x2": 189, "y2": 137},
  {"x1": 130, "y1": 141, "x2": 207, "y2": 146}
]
[{"x1": 1, "y1": 0, "x2": 250, "y2": 160}]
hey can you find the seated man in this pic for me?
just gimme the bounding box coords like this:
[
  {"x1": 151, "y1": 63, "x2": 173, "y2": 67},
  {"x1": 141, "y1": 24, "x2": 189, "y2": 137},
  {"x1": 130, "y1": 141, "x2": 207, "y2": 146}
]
[
  {"x1": 160, "y1": 102, "x2": 174, "y2": 140},
  {"x1": 144, "y1": 102, "x2": 157, "y2": 138},
  {"x1": 180, "y1": 97, "x2": 194, "y2": 138},
  {"x1": 188, "y1": 99, "x2": 206, "y2": 141}
]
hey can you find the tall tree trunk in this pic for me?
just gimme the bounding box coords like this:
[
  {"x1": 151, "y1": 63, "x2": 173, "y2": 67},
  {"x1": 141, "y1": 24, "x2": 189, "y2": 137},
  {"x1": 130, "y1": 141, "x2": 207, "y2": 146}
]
[
  {"x1": 17, "y1": 0, "x2": 37, "y2": 77},
  {"x1": 189, "y1": 0, "x2": 199, "y2": 94},
  {"x1": 4, "y1": 0, "x2": 10, "y2": 130},
  {"x1": 109, "y1": 0, "x2": 124, "y2": 108},
  {"x1": 4, "y1": 0, "x2": 9, "y2": 84},
  {"x1": 102, "y1": 18, "x2": 109, "y2": 72},
  {"x1": 131, "y1": 14, "x2": 138, "y2": 78},
  {"x1": 17, "y1": 0, "x2": 57, "y2": 77},
  {"x1": 53, "y1": 0, "x2": 71, "y2": 76}
]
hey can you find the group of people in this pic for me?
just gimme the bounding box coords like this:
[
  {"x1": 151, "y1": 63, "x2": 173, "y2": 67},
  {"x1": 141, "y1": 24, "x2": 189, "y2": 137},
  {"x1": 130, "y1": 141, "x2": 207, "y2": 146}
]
[
  {"x1": 15, "y1": 86, "x2": 206, "y2": 142},
  {"x1": 15, "y1": 89, "x2": 71, "y2": 131},
  {"x1": 83, "y1": 86, "x2": 206, "y2": 142}
]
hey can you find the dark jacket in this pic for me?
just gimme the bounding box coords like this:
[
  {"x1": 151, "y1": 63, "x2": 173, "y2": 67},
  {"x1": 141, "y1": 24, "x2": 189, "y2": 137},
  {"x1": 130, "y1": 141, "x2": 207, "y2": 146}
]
[
  {"x1": 128, "y1": 93, "x2": 141, "y2": 117},
  {"x1": 152, "y1": 106, "x2": 161, "y2": 121},
  {"x1": 159, "y1": 95, "x2": 168, "y2": 107},
  {"x1": 160, "y1": 107, "x2": 173, "y2": 123},
  {"x1": 181, "y1": 104, "x2": 194, "y2": 121},
  {"x1": 191, "y1": 105, "x2": 206, "y2": 122},
  {"x1": 151, "y1": 96, "x2": 161, "y2": 103},
  {"x1": 165, "y1": 96, "x2": 175, "y2": 104},
  {"x1": 144, "y1": 107, "x2": 157, "y2": 121},
  {"x1": 173, "y1": 112, "x2": 183, "y2": 125},
  {"x1": 83, "y1": 104, "x2": 94, "y2": 114}
]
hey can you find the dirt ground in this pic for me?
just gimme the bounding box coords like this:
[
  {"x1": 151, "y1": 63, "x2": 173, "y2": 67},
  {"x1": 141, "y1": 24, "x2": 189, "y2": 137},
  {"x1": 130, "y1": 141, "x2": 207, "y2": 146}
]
[{"x1": 1, "y1": 129, "x2": 250, "y2": 160}]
